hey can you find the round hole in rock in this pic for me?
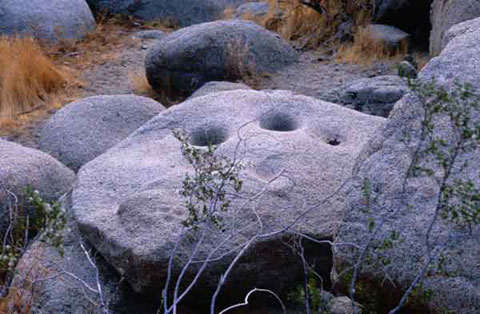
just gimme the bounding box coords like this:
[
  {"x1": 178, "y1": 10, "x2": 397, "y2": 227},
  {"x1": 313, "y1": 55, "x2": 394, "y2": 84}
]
[
  {"x1": 189, "y1": 126, "x2": 229, "y2": 146},
  {"x1": 260, "y1": 112, "x2": 300, "y2": 132},
  {"x1": 327, "y1": 138, "x2": 341, "y2": 146}
]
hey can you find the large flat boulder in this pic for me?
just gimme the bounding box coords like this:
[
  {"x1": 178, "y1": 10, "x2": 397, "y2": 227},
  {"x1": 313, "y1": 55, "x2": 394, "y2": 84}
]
[
  {"x1": 86, "y1": 0, "x2": 244, "y2": 27},
  {"x1": 72, "y1": 89, "x2": 385, "y2": 296},
  {"x1": 0, "y1": 140, "x2": 75, "y2": 233},
  {"x1": 145, "y1": 20, "x2": 298, "y2": 98},
  {"x1": 430, "y1": 0, "x2": 480, "y2": 56},
  {"x1": 0, "y1": 0, "x2": 95, "y2": 43},
  {"x1": 39, "y1": 95, "x2": 165, "y2": 171},
  {"x1": 338, "y1": 16, "x2": 480, "y2": 314}
]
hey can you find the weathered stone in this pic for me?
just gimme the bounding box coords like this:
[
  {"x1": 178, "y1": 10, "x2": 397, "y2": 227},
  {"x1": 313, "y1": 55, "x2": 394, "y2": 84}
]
[
  {"x1": 7, "y1": 193, "x2": 157, "y2": 314},
  {"x1": 233, "y1": 2, "x2": 270, "y2": 19},
  {"x1": 322, "y1": 75, "x2": 409, "y2": 117},
  {"x1": 39, "y1": 95, "x2": 165, "y2": 171},
  {"x1": 86, "y1": 0, "x2": 244, "y2": 27},
  {"x1": 189, "y1": 81, "x2": 252, "y2": 99},
  {"x1": 72, "y1": 89, "x2": 385, "y2": 296},
  {"x1": 145, "y1": 20, "x2": 298, "y2": 97},
  {"x1": 132, "y1": 29, "x2": 166, "y2": 40},
  {"x1": 430, "y1": 0, "x2": 480, "y2": 56},
  {"x1": 338, "y1": 15, "x2": 480, "y2": 314},
  {"x1": 328, "y1": 296, "x2": 362, "y2": 314},
  {"x1": 0, "y1": 140, "x2": 75, "y2": 233},
  {"x1": 0, "y1": 0, "x2": 95, "y2": 43},
  {"x1": 366, "y1": 24, "x2": 409, "y2": 50},
  {"x1": 397, "y1": 61, "x2": 417, "y2": 79}
]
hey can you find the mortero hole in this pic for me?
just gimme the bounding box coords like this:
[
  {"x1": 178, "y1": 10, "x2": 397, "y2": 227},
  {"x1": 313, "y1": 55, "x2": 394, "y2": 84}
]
[
  {"x1": 260, "y1": 112, "x2": 300, "y2": 132},
  {"x1": 189, "y1": 126, "x2": 229, "y2": 146},
  {"x1": 327, "y1": 138, "x2": 341, "y2": 146}
]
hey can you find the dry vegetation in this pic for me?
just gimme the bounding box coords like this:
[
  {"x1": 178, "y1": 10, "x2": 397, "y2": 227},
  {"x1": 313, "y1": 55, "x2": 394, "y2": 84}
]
[
  {"x1": 336, "y1": 26, "x2": 408, "y2": 64},
  {"x1": 0, "y1": 14, "x2": 173, "y2": 137},
  {"x1": 0, "y1": 37, "x2": 68, "y2": 119},
  {"x1": 261, "y1": 0, "x2": 373, "y2": 49},
  {"x1": 230, "y1": 0, "x2": 408, "y2": 63}
]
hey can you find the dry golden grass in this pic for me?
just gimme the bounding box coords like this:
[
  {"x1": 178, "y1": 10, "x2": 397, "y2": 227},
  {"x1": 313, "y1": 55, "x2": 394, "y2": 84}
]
[
  {"x1": 0, "y1": 14, "x2": 176, "y2": 136},
  {"x1": 128, "y1": 70, "x2": 167, "y2": 102},
  {"x1": 336, "y1": 26, "x2": 408, "y2": 64},
  {"x1": 262, "y1": 0, "x2": 373, "y2": 49},
  {"x1": 0, "y1": 37, "x2": 67, "y2": 118}
]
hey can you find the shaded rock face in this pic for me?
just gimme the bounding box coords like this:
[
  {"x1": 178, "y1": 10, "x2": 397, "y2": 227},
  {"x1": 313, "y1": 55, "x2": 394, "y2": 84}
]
[
  {"x1": 321, "y1": 75, "x2": 408, "y2": 117},
  {"x1": 72, "y1": 89, "x2": 385, "y2": 296},
  {"x1": 86, "y1": 0, "x2": 244, "y2": 27},
  {"x1": 0, "y1": 0, "x2": 95, "y2": 43},
  {"x1": 0, "y1": 140, "x2": 75, "y2": 233},
  {"x1": 374, "y1": 0, "x2": 432, "y2": 49},
  {"x1": 338, "y1": 16, "x2": 480, "y2": 314},
  {"x1": 430, "y1": 0, "x2": 480, "y2": 56},
  {"x1": 189, "y1": 81, "x2": 252, "y2": 99},
  {"x1": 39, "y1": 95, "x2": 165, "y2": 172},
  {"x1": 145, "y1": 20, "x2": 298, "y2": 98},
  {"x1": 9, "y1": 194, "x2": 158, "y2": 314}
]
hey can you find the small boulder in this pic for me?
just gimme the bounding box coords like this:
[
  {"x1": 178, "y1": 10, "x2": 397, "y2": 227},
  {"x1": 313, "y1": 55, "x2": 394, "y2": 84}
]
[
  {"x1": 132, "y1": 29, "x2": 166, "y2": 40},
  {"x1": 0, "y1": 0, "x2": 95, "y2": 43},
  {"x1": 233, "y1": 2, "x2": 271, "y2": 19},
  {"x1": 397, "y1": 60, "x2": 417, "y2": 79},
  {"x1": 0, "y1": 140, "x2": 75, "y2": 232},
  {"x1": 366, "y1": 24, "x2": 409, "y2": 51},
  {"x1": 322, "y1": 75, "x2": 409, "y2": 117},
  {"x1": 328, "y1": 296, "x2": 362, "y2": 314},
  {"x1": 145, "y1": 20, "x2": 298, "y2": 97},
  {"x1": 189, "y1": 81, "x2": 252, "y2": 99},
  {"x1": 39, "y1": 95, "x2": 165, "y2": 171}
]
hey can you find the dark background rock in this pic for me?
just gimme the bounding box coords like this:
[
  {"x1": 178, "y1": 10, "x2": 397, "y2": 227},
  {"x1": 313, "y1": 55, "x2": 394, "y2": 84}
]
[
  {"x1": 0, "y1": 0, "x2": 95, "y2": 43},
  {"x1": 145, "y1": 20, "x2": 298, "y2": 98},
  {"x1": 374, "y1": 0, "x2": 433, "y2": 50},
  {"x1": 86, "y1": 0, "x2": 244, "y2": 27}
]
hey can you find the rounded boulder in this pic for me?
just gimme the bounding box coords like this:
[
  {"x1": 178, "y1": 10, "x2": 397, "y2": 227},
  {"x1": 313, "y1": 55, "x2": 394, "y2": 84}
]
[
  {"x1": 0, "y1": 139, "x2": 75, "y2": 233},
  {"x1": 0, "y1": 0, "x2": 95, "y2": 43},
  {"x1": 39, "y1": 95, "x2": 165, "y2": 171},
  {"x1": 145, "y1": 20, "x2": 298, "y2": 97}
]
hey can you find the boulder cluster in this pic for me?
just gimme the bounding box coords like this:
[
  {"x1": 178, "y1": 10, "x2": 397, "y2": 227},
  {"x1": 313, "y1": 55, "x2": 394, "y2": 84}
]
[{"x1": 1, "y1": 1, "x2": 480, "y2": 314}]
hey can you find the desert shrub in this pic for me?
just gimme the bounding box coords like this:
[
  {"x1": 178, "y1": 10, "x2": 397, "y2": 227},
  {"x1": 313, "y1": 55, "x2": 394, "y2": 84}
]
[{"x1": 0, "y1": 37, "x2": 66, "y2": 118}]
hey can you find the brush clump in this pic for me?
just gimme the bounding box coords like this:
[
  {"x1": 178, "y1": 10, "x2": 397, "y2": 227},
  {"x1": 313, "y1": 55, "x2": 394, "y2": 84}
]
[{"x1": 0, "y1": 37, "x2": 66, "y2": 118}]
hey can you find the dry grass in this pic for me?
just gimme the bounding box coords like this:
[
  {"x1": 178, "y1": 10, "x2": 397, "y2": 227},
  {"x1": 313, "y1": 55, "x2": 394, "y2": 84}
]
[
  {"x1": 0, "y1": 37, "x2": 67, "y2": 118},
  {"x1": 262, "y1": 0, "x2": 373, "y2": 49},
  {"x1": 336, "y1": 26, "x2": 408, "y2": 64},
  {"x1": 128, "y1": 70, "x2": 172, "y2": 105},
  {"x1": 0, "y1": 14, "x2": 175, "y2": 136}
]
